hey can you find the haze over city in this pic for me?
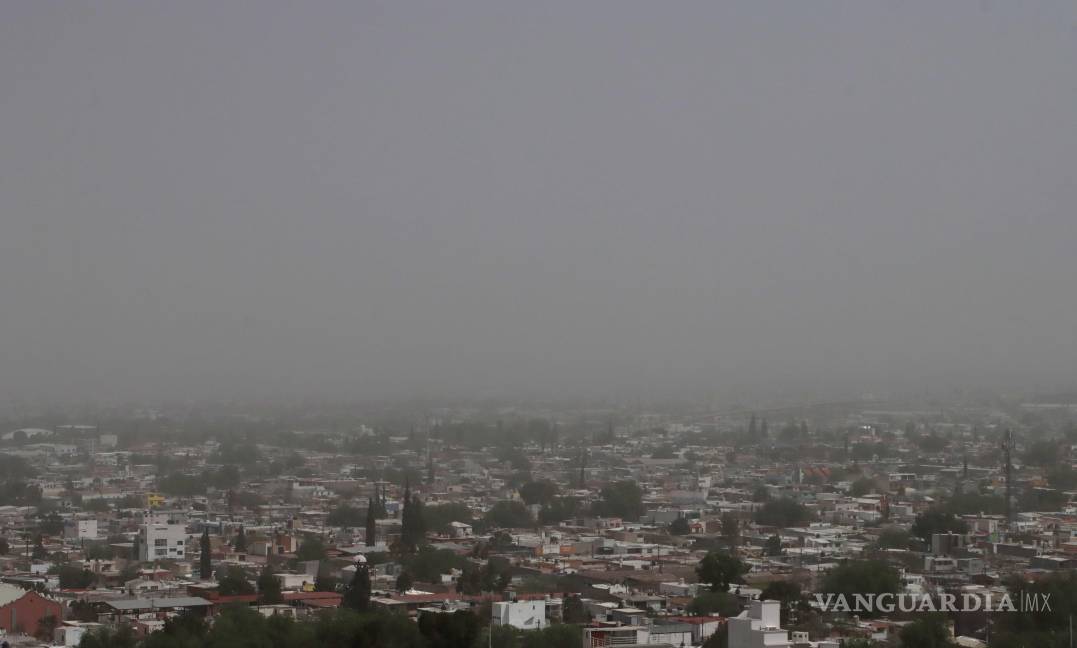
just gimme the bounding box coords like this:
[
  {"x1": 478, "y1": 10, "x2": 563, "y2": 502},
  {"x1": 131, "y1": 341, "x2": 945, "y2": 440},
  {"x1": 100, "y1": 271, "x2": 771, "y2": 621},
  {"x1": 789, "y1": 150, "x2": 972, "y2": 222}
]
[{"x1": 2, "y1": 2, "x2": 1076, "y2": 405}]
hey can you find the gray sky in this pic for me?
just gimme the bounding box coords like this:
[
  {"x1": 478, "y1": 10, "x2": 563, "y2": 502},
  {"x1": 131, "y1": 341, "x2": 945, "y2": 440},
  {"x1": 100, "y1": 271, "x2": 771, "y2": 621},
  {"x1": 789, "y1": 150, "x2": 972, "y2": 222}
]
[{"x1": 2, "y1": 2, "x2": 1076, "y2": 404}]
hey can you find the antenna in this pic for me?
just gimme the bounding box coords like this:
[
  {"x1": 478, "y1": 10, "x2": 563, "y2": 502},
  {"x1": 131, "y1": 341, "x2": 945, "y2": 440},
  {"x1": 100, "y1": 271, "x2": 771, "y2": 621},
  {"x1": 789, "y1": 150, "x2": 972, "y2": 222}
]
[{"x1": 1002, "y1": 429, "x2": 1015, "y2": 530}]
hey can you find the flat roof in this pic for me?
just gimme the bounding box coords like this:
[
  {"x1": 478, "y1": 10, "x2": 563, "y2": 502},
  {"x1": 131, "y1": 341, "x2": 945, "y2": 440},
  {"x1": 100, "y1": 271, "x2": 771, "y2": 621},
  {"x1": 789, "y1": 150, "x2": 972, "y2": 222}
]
[{"x1": 106, "y1": 597, "x2": 211, "y2": 611}]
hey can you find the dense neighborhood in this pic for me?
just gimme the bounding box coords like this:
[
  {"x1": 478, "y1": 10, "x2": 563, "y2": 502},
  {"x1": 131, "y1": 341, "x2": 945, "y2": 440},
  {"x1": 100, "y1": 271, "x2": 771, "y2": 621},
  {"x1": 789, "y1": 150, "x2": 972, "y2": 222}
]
[{"x1": 0, "y1": 399, "x2": 1073, "y2": 647}]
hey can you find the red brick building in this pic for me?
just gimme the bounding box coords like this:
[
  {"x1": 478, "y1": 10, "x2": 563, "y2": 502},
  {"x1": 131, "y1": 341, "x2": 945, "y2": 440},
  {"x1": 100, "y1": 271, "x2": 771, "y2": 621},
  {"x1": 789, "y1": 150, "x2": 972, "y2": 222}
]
[{"x1": 0, "y1": 583, "x2": 64, "y2": 637}]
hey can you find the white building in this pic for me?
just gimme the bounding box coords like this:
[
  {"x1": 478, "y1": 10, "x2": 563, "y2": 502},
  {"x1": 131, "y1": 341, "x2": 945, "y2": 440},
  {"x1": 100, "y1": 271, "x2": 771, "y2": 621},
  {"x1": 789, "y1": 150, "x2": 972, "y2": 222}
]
[
  {"x1": 65, "y1": 519, "x2": 99, "y2": 540},
  {"x1": 491, "y1": 599, "x2": 547, "y2": 631},
  {"x1": 139, "y1": 523, "x2": 187, "y2": 561},
  {"x1": 728, "y1": 600, "x2": 790, "y2": 648}
]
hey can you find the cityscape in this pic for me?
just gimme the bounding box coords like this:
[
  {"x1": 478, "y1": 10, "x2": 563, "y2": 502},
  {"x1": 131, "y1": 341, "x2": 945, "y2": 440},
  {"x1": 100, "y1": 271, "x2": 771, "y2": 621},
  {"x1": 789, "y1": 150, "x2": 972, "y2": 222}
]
[
  {"x1": 0, "y1": 396, "x2": 1073, "y2": 647},
  {"x1": 1, "y1": 2, "x2": 1076, "y2": 647}
]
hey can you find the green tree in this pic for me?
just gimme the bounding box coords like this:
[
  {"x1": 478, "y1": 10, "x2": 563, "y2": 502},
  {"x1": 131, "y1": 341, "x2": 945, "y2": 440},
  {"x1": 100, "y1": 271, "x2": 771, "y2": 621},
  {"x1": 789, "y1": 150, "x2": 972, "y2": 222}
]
[
  {"x1": 399, "y1": 482, "x2": 427, "y2": 552},
  {"x1": 257, "y1": 565, "x2": 282, "y2": 604},
  {"x1": 910, "y1": 509, "x2": 967, "y2": 542},
  {"x1": 759, "y1": 580, "x2": 804, "y2": 625},
  {"x1": 342, "y1": 564, "x2": 371, "y2": 611},
  {"x1": 874, "y1": 526, "x2": 913, "y2": 550},
  {"x1": 519, "y1": 481, "x2": 558, "y2": 506},
  {"x1": 199, "y1": 528, "x2": 212, "y2": 580},
  {"x1": 366, "y1": 496, "x2": 379, "y2": 546},
  {"x1": 669, "y1": 517, "x2": 691, "y2": 535},
  {"x1": 849, "y1": 477, "x2": 876, "y2": 497},
  {"x1": 327, "y1": 504, "x2": 365, "y2": 527},
  {"x1": 216, "y1": 565, "x2": 255, "y2": 596},
  {"x1": 688, "y1": 591, "x2": 743, "y2": 616},
  {"x1": 78, "y1": 625, "x2": 138, "y2": 648},
  {"x1": 594, "y1": 481, "x2": 644, "y2": 520},
  {"x1": 820, "y1": 560, "x2": 900, "y2": 618},
  {"x1": 418, "y1": 610, "x2": 481, "y2": 648},
  {"x1": 520, "y1": 624, "x2": 580, "y2": 648},
  {"x1": 721, "y1": 512, "x2": 740, "y2": 548},
  {"x1": 57, "y1": 564, "x2": 96, "y2": 589},
  {"x1": 754, "y1": 498, "x2": 810, "y2": 528},
  {"x1": 296, "y1": 536, "x2": 328, "y2": 562},
  {"x1": 563, "y1": 594, "x2": 590, "y2": 623},
  {"x1": 764, "y1": 534, "x2": 782, "y2": 556},
  {"x1": 898, "y1": 616, "x2": 954, "y2": 648},
  {"x1": 696, "y1": 551, "x2": 747, "y2": 592},
  {"x1": 483, "y1": 501, "x2": 533, "y2": 529}
]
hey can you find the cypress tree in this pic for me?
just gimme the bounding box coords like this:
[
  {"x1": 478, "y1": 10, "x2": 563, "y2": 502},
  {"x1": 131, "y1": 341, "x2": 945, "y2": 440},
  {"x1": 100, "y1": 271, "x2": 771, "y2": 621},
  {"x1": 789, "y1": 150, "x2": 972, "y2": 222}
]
[
  {"x1": 343, "y1": 563, "x2": 371, "y2": 611},
  {"x1": 199, "y1": 527, "x2": 212, "y2": 579},
  {"x1": 365, "y1": 496, "x2": 377, "y2": 547}
]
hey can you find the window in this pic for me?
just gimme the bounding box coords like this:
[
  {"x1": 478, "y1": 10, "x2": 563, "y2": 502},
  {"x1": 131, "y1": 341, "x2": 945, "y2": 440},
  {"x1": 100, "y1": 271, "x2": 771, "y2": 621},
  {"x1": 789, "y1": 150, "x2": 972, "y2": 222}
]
[{"x1": 154, "y1": 539, "x2": 167, "y2": 547}]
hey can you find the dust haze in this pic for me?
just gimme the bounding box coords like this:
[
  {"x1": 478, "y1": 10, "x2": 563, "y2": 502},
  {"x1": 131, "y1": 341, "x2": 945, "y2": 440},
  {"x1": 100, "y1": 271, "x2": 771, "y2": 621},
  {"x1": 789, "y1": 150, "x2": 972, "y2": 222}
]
[{"x1": 1, "y1": 2, "x2": 1075, "y2": 405}]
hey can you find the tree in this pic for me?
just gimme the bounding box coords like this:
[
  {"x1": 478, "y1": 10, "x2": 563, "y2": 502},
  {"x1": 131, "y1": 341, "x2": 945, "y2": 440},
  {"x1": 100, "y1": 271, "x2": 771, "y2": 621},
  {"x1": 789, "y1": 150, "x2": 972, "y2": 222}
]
[
  {"x1": 754, "y1": 498, "x2": 810, "y2": 528},
  {"x1": 520, "y1": 624, "x2": 579, "y2": 648},
  {"x1": 764, "y1": 534, "x2": 782, "y2": 556},
  {"x1": 216, "y1": 565, "x2": 255, "y2": 596},
  {"x1": 233, "y1": 525, "x2": 247, "y2": 552},
  {"x1": 396, "y1": 570, "x2": 414, "y2": 592},
  {"x1": 669, "y1": 517, "x2": 691, "y2": 536},
  {"x1": 688, "y1": 591, "x2": 743, "y2": 616},
  {"x1": 483, "y1": 501, "x2": 533, "y2": 529},
  {"x1": 519, "y1": 481, "x2": 558, "y2": 506},
  {"x1": 366, "y1": 496, "x2": 379, "y2": 546},
  {"x1": 820, "y1": 560, "x2": 900, "y2": 617},
  {"x1": 418, "y1": 610, "x2": 481, "y2": 648},
  {"x1": 57, "y1": 564, "x2": 96, "y2": 589},
  {"x1": 400, "y1": 482, "x2": 427, "y2": 552},
  {"x1": 342, "y1": 564, "x2": 371, "y2": 611},
  {"x1": 327, "y1": 504, "x2": 365, "y2": 527},
  {"x1": 849, "y1": 477, "x2": 876, "y2": 497},
  {"x1": 38, "y1": 511, "x2": 64, "y2": 536},
  {"x1": 405, "y1": 546, "x2": 467, "y2": 582},
  {"x1": 1046, "y1": 464, "x2": 1077, "y2": 490},
  {"x1": 696, "y1": 551, "x2": 747, "y2": 592},
  {"x1": 199, "y1": 528, "x2": 212, "y2": 580},
  {"x1": 898, "y1": 616, "x2": 954, "y2": 648},
  {"x1": 32, "y1": 534, "x2": 48, "y2": 559},
  {"x1": 874, "y1": 526, "x2": 913, "y2": 550},
  {"x1": 256, "y1": 565, "x2": 282, "y2": 604},
  {"x1": 296, "y1": 536, "x2": 328, "y2": 562},
  {"x1": 594, "y1": 481, "x2": 644, "y2": 520},
  {"x1": 720, "y1": 512, "x2": 740, "y2": 548},
  {"x1": 562, "y1": 594, "x2": 590, "y2": 623},
  {"x1": 422, "y1": 502, "x2": 474, "y2": 535},
  {"x1": 910, "y1": 509, "x2": 967, "y2": 542},
  {"x1": 759, "y1": 580, "x2": 803, "y2": 625},
  {"x1": 78, "y1": 625, "x2": 138, "y2": 648},
  {"x1": 702, "y1": 623, "x2": 728, "y2": 648}
]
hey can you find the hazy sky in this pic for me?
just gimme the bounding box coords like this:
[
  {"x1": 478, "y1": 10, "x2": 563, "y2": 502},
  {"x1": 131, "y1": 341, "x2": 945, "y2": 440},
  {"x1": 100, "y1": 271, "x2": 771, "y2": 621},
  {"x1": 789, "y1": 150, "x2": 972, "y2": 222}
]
[{"x1": 2, "y1": 2, "x2": 1076, "y2": 404}]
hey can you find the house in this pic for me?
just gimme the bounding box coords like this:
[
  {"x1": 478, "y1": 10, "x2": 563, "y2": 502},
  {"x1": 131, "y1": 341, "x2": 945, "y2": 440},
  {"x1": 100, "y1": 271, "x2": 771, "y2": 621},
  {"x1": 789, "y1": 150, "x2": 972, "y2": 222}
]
[
  {"x1": 728, "y1": 600, "x2": 790, "y2": 648},
  {"x1": 491, "y1": 599, "x2": 547, "y2": 630},
  {"x1": 0, "y1": 582, "x2": 64, "y2": 636},
  {"x1": 448, "y1": 521, "x2": 473, "y2": 538}
]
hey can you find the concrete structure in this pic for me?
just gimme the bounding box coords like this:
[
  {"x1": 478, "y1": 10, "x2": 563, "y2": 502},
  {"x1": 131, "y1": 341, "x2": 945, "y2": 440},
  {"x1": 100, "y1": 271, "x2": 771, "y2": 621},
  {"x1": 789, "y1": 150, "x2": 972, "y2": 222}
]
[
  {"x1": 491, "y1": 598, "x2": 547, "y2": 630},
  {"x1": 65, "y1": 518, "x2": 99, "y2": 540},
  {"x1": 139, "y1": 522, "x2": 188, "y2": 561},
  {"x1": 728, "y1": 600, "x2": 790, "y2": 648}
]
